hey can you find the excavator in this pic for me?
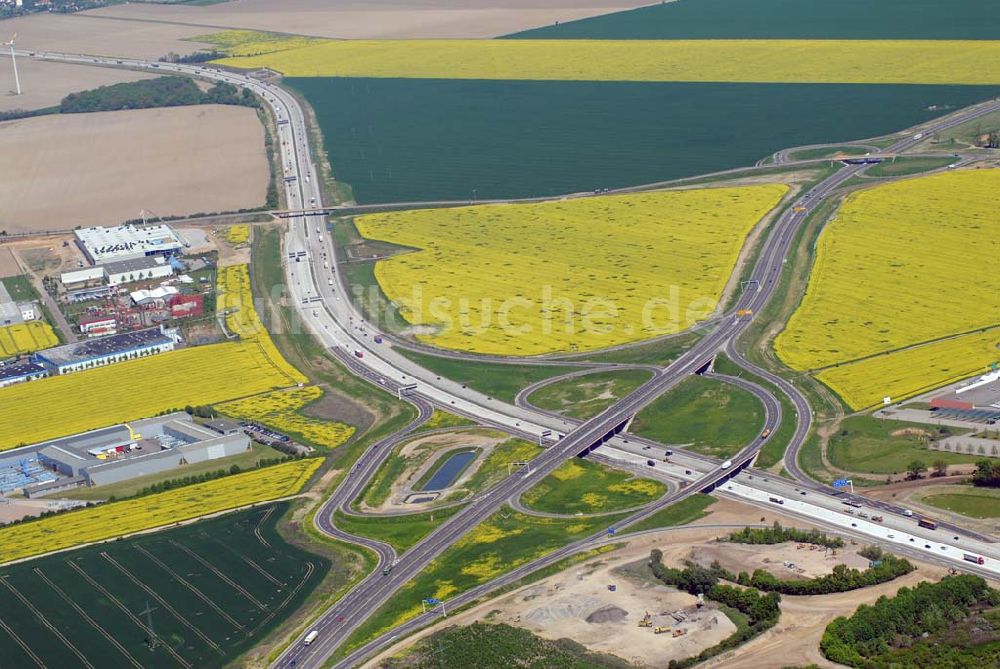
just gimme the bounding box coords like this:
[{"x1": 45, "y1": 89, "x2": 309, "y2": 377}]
[{"x1": 638, "y1": 611, "x2": 653, "y2": 628}]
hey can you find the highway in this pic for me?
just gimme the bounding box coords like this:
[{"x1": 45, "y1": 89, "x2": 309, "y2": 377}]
[{"x1": 18, "y1": 49, "x2": 1000, "y2": 668}]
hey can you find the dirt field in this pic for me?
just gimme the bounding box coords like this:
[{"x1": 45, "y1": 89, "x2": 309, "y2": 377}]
[
  {"x1": 0, "y1": 247, "x2": 20, "y2": 277},
  {"x1": 2, "y1": 12, "x2": 212, "y2": 59},
  {"x1": 0, "y1": 57, "x2": 157, "y2": 113},
  {"x1": 85, "y1": 0, "x2": 654, "y2": 39},
  {"x1": 362, "y1": 498, "x2": 951, "y2": 669},
  {"x1": 0, "y1": 105, "x2": 268, "y2": 233}
]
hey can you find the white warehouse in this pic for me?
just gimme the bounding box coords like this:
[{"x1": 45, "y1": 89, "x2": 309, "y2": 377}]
[{"x1": 76, "y1": 224, "x2": 186, "y2": 265}]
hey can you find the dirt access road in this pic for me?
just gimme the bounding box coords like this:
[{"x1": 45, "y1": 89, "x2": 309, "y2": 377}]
[
  {"x1": 85, "y1": 0, "x2": 655, "y2": 39},
  {"x1": 0, "y1": 105, "x2": 268, "y2": 233}
]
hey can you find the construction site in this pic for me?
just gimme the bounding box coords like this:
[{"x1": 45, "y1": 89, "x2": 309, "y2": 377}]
[{"x1": 362, "y1": 499, "x2": 949, "y2": 669}]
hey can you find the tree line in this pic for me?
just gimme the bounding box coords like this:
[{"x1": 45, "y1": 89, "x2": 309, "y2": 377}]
[
  {"x1": 726, "y1": 521, "x2": 845, "y2": 548},
  {"x1": 738, "y1": 546, "x2": 914, "y2": 596},
  {"x1": 821, "y1": 574, "x2": 998, "y2": 667},
  {"x1": 60, "y1": 76, "x2": 260, "y2": 114}
]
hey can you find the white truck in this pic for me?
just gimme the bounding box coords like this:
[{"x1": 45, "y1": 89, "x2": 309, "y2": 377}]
[{"x1": 304, "y1": 630, "x2": 319, "y2": 646}]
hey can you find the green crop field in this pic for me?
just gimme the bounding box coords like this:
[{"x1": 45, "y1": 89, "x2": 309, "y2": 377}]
[
  {"x1": 631, "y1": 375, "x2": 765, "y2": 458},
  {"x1": 288, "y1": 78, "x2": 997, "y2": 204},
  {"x1": 528, "y1": 369, "x2": 653, "y2": 419},
  {"x1": 509, "y1": 0, "x2": 999, "y2": 40},
  {"x1": 0, "y1": 503, "x2": 326, "y2": 669}
]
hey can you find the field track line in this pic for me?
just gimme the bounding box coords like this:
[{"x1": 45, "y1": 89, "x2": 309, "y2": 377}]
[
  {"x1": 212, "y1": 539, "x2": 284, "y2": 587},
  {"x1": 66, "y1": 560, "x2": 193, "y2": 669},
  {"x1": 169, "y1": 540, "x2": 269, "y2": 610},
  {"x1": 254, "y1": 507, "x2": 274, "y2": 548},
  {"x1": 0, "y1": 613, "x2": 46, "y2": 668},
  {"x1": 34, "y1": 567, "x2": 144, "y2": 669},
  {"x1": 133, "y1": 544, "x2": 247, "y2": 632},
  {"x1": 0, "y1": 577, "x2": 95, "y2": 669},
  {"x1": 249, "y1": 562, "x2": 315, "y2": 636},
  {"x1": 100, "y1": 552, "x2": 223, "y2": 653}
]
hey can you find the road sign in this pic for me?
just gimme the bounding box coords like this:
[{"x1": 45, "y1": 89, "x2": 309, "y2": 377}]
[
  {"x1": 423, "y1": 598, "x2": 441, "y2": 605},
  {"x1": 607, "y1": 527, "x2": 616, "y2": 536},
  {"x1": 833, "y1": 479, "x2": 849, "y2": 488}
]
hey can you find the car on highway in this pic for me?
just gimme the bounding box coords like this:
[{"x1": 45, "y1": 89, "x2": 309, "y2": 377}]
[{"x1": 720, "y1": 460, "x2": 732, "y2": 470}]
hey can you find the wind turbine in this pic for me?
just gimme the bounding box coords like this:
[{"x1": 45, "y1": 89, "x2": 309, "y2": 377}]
[{"x1": 3, "y1": 33, "x2": 20, "y2": 96}]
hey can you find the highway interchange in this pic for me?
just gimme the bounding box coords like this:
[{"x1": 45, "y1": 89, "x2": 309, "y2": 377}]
[{"x1": 18, "y1": 48, "x2": 1000, "y2": 669}]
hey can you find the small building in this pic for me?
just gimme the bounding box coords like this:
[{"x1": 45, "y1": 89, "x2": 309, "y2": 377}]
[
  {"x1": 76, "y1": 224, "x2": 186, "y2": 265},
  {"x1": 204, "y1": 418, "x2": 243, "y2": 436},
  {"x1": 0, "y1": 360, "x2": 48, "y2": 388},
  {"x1": 35, "y1": 326, "x2": 176, "y2": 375},
  {"x1": 102, "y1": 256, "x2": 173, "y2": 287},
  {"x1": 131, "y1": 286, "x2": 179, "y2": 308},
  {"x1": 17, "y1": 302, "x2": 37, "y2": 321},
  {"x1": 78, "y1": 315, "x2": 117, "y2": 337},
  {"x1": 60, "y1": 266, "x2": 105, "y2": 287}
]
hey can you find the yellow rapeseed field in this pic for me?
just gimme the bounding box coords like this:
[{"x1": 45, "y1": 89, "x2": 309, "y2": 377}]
[
  {"x1": 357, "y1": 186, "x2": 786, "y2": 355},
  {"x1": 0, "y1": 321, "x2": 58, "y2": 357},
  {"x1": 817, "y1": 328, "x2": 1000, "y2": 410},
  {"x1": 775, "y1": 170, "x2": 1000, "y2": 408},
  {"x1": 0, "y1": 342, "x2": 301, "y2": 451},
  {"x1": 217, "y1": 386, "x2": 355, "y2": 448},
  {"x1": 217, "y1": 263, "x2": 307, "y2": 384},
  {"x1": 195, "y1": 30, "x2": 324, "y2": 58},
  {"x1": 224, "y1": 224, "x2": 251, "y2": 246},
  {"x1": 214, "y1": 39, "x2": 1000, "y2": 85},
  {"x1": 0, "y1": 458, "x2": 321, "y2": 564}
]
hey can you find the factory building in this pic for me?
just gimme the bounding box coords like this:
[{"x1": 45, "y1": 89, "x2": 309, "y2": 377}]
[
  {"x1": 28, "y1": 412, "x2": 251, "y2": 492},
  {"x1": 34, "y1": 326, "x2": 177, "y2": 375},
  {"x1": 75, "y1": 224, "x2": 186, "y2": 265},
  {"x1": 60, "y1": 266, "x2": 105, "y2": 288},
  {"x1": 102, "y1": 256, "x2": 174, "y2": 286},
  {"x1": 0, "y1": 360, "x2": 48, "y2": 388}
]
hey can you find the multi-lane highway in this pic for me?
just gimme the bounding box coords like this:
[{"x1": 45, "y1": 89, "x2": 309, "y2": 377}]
[{"x1": 19, "y1": 49, "x2": 1000, "y2": 669}]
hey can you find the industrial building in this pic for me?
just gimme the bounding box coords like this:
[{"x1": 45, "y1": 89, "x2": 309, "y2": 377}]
[
  {"x1": 60, "y1": 266, "x2": 105, "y2": 288},
  {"x1": 75, "y1": 224, "x2": 186, "y2": 265},
  {"x1": 20, "y1": 413, "x2": 251, "y2": 492},
  {"x1": 34, "y1": 326, "x2": 177, "y2": 375},
  {"x1": 103, "y1": 256, "x2": 174, "y2": 286},
  {"x1": 0, "y1": 360, "x2": 48, "y2": 388}
]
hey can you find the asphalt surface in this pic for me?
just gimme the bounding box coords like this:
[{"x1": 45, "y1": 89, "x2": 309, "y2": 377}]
[{"x1": 20, "y1": 49, "x2": 1000, "y2": 668}]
